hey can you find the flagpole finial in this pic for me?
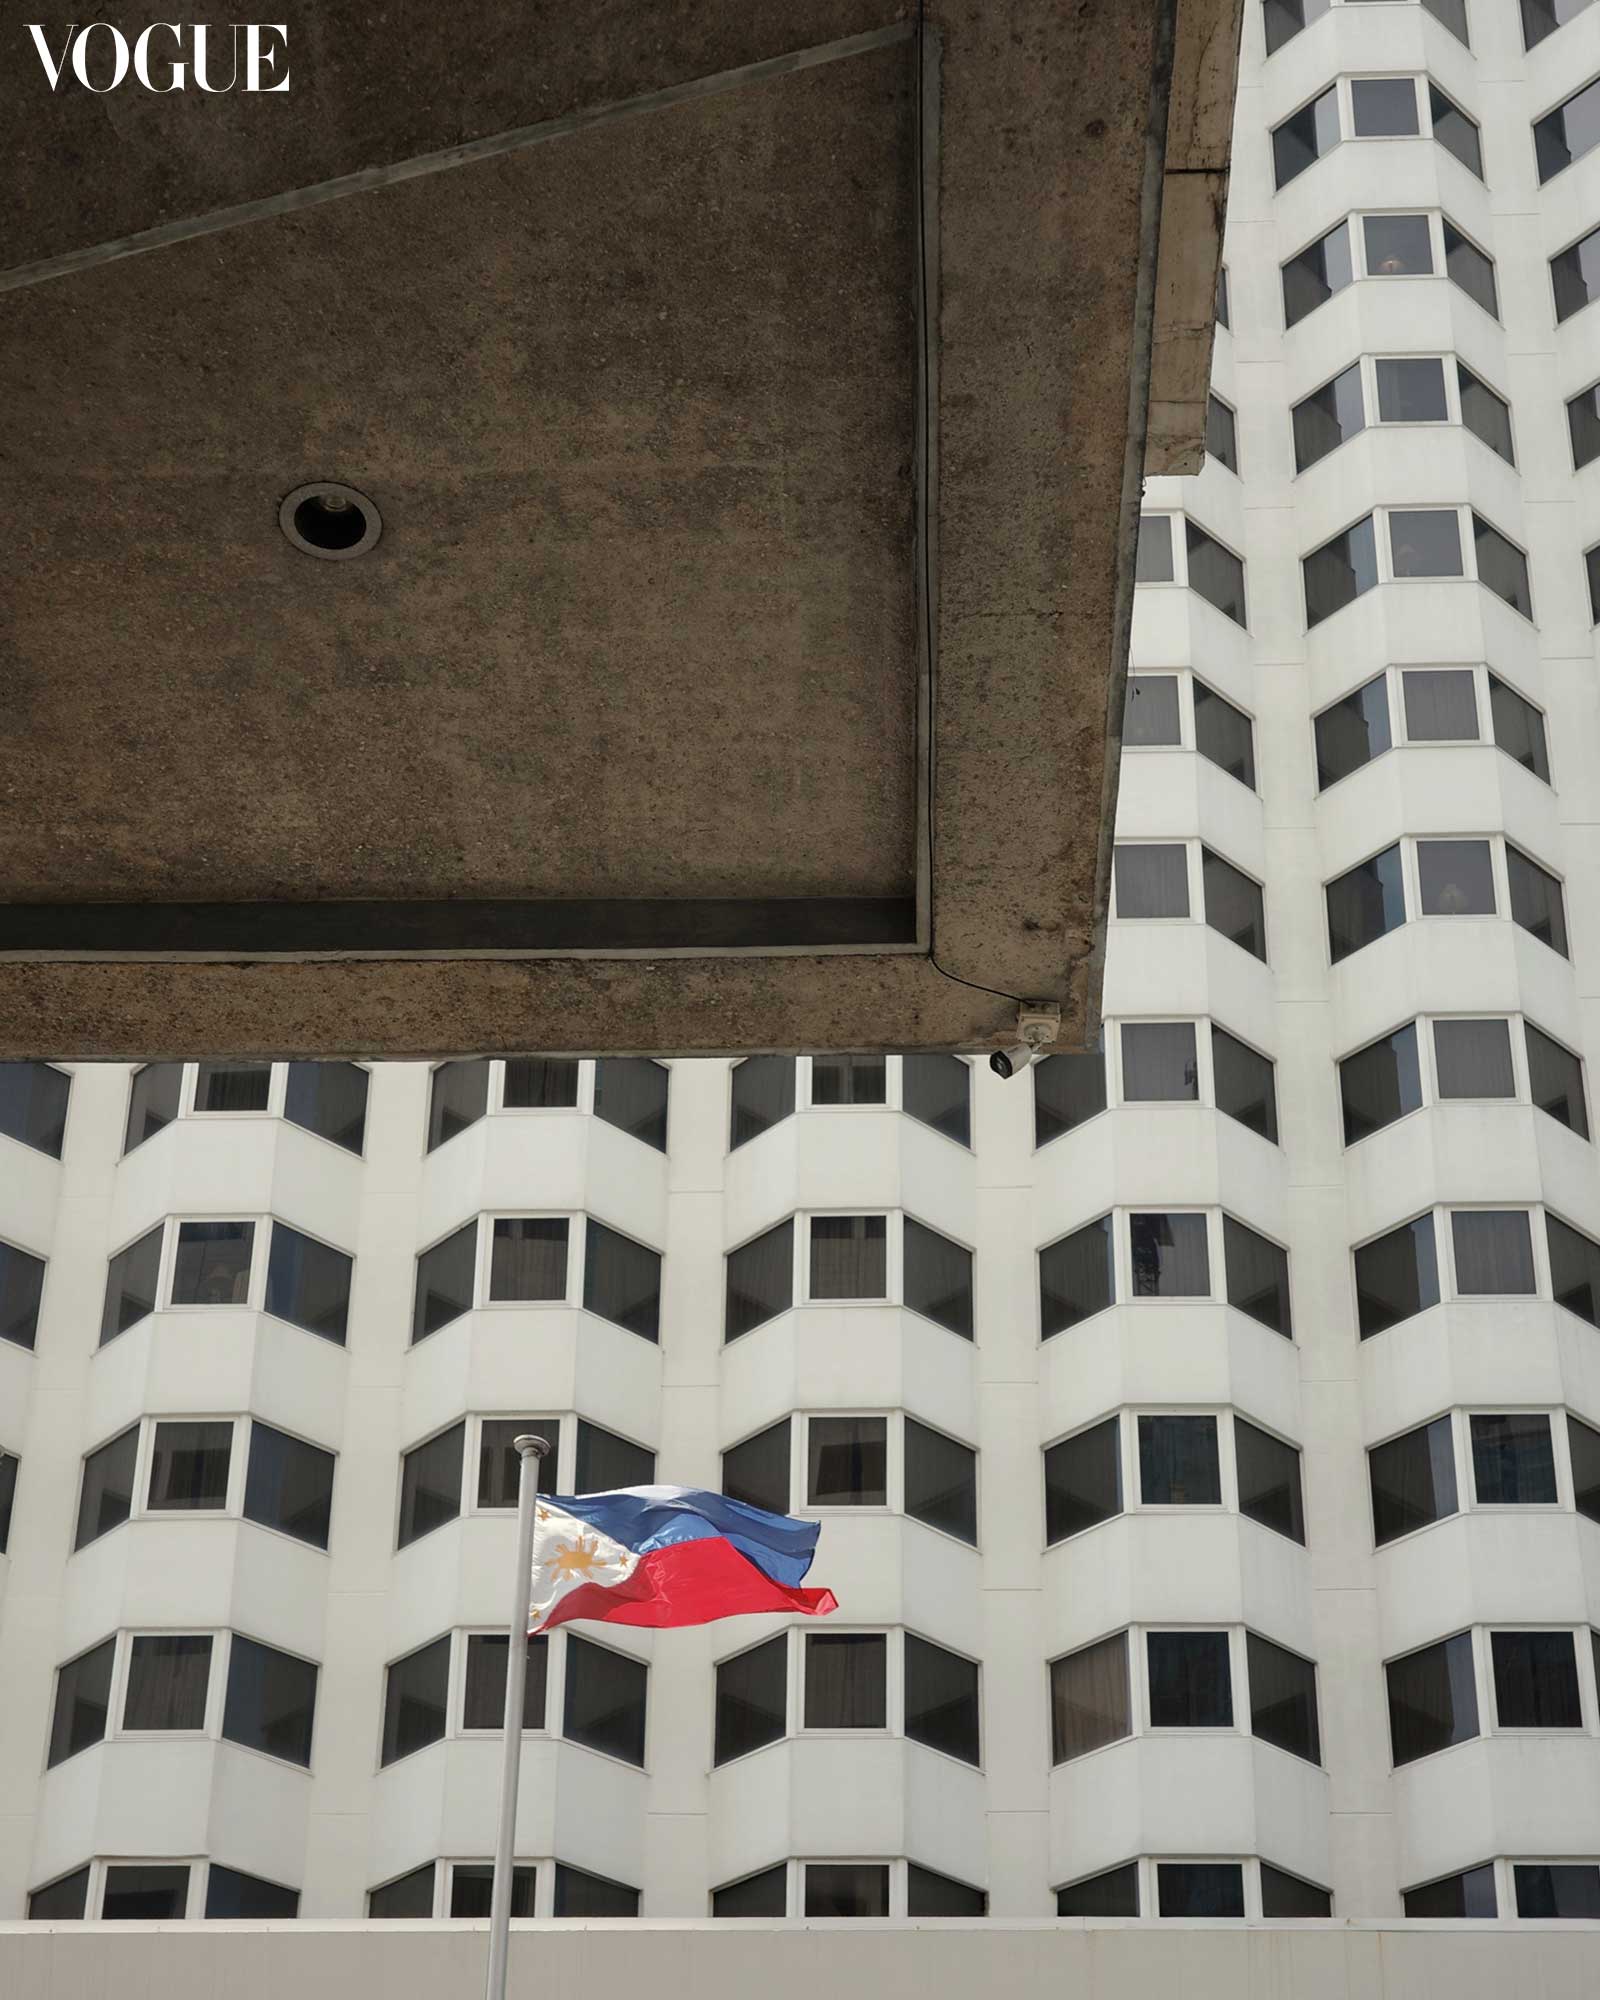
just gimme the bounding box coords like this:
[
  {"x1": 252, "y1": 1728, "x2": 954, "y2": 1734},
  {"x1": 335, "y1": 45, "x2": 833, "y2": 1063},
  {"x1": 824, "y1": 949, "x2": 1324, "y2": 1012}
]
[{"x1": 514, "y1": 1434, "x2": 552, "y2": 1459}]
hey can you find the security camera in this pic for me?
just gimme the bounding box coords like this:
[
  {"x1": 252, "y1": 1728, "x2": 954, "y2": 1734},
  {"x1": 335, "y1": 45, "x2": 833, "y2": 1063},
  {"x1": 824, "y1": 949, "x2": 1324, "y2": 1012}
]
[{"x1": 990, "y1": 1042, "x2": 1034, "y2": 1079}]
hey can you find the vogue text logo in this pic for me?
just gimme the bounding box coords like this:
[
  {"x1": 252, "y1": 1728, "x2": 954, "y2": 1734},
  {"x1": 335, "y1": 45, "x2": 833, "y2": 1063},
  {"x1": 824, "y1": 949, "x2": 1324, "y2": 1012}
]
[{"x1": 26, "y1": 22, "x2": 289, "y2": 92}]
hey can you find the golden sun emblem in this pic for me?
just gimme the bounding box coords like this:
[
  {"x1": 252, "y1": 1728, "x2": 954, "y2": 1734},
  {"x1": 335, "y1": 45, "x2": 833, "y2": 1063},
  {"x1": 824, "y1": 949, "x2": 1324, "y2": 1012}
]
[{"x1": 542, "y1": 1531, "x2": 607, "y2": 1581}]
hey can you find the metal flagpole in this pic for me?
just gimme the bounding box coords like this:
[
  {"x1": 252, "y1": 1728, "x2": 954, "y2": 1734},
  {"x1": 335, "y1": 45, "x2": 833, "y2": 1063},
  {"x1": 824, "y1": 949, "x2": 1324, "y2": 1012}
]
[{"x1": 485, "y1": 1432, "x2": 550, "y2": 2000}]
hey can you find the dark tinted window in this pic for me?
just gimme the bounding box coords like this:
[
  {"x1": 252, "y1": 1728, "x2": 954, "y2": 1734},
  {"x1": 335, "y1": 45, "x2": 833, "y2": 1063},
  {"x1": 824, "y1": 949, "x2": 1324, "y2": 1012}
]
[
  {"x1": 1589, "y1": 543, "x2": 1600, "y2": 621},
  {"x1": 284, "y1": 1060, "x2": 368, "y2": 1152},
  {"x1": 1272, "y1": 84, "x2": 1340, "y2": 188},
  {"x1": 1514, "y1": 1864, "x2": 1600, "y2": 1919},
  {"x1": 1316, "y1": 675, "x2": 1390, "y2": 789},
  {"x1": 1157, "y1": 1863, "x2": 1243, "y2": 1919},
  {"x1": 1135, "y1": 514, "x2": 1174, "y2": 582},
  {"x1": 382, "y1": 1636, "x2": 450, "y2": 1764},
  {"x1": 1355, "y1": 1214, "x2": 1440, "y2": 1337},
  {"x1": 583, "y1": 1218, "x2": 661, "y2": 1340},
  {"x1": 563, "y1": 1633, "x2": 647, "y2": 1765},
  {"x1": 48, "y1": 1638, "x2": 114, "y2": 1766},
  {"x1": 904, "y1": 1418, "x2": 978, "y2": 1545},
  {"x1": 1523, "y1": 1, "x2": 1599, "y2": 51},
  {"x1": 1283, "y1": 220, "x2": 1354, "y2": 327},
  {"x1": 1040, "y1": 1216, "x2": 1114, "y2": 1334},
  {"x1": 502, "y1": 1057, "x2": 579, "y2": 1108},
  {"x1": 1444, "y1": 220, "x2": 1498, "y2": 316},
  {"x1": 1554, "y1": 223, "x2": 1600, "y2": 323},
  {"x1": 1202, "y1": 849, "x2": 1266, "y2": 959},
  {"x1": 1387, "y1": 1631, "x2": 1478, "y2": 1764},
  {"x1": 1471, "y1": 1413, "x2": 1556, "y2": 1505},
  {"x1": 1304, "y1": 514, "x2": 1378, "y2": 628},
  {"x1": 1474, "y1": 516, "x2": 1532, "y2": 617},
  {"x1": 1402, "y1": 667, "x2": 1476, "y2": 740},
  {"x1": 807, "y1": 1416, "x2": 887, "y2": 1507},
  {"x1": 1568, "y1": 1413, "x2": 1600, "y2": 1522},
  {"x1": 74, "y1": 1426, "x2": 138, "y2": 1551},
  {"x1": 803, "y1": 1865, "x2": 888, "y2": 1919},
  {"x1": 713, "y1": 1866, "x2": 786, "y2": 1917},
  {"x1": 1370, "y1": 1417, "x2": 1458, "y2": 1546},
  {"x1": 265, "y1": 1222, "x2": 352, "y2": 1344},
  {"x1": 462, "y1": 1633, "x2": 548, "y2": 1731},
  {"x1": 1507, "y1": 845, "x2": 1568, "y2": 954},
  {"x1": 488, "y1": 1216, "x2": 568, "y2": 1302},
  {"x1": 194, "y1": 1061, "x2": 270, "y2": 1112},
  {"x1": 1389, "y1": 509, "x2": 1463, "y2": 579},
  {"x1": 1225, "y1": 1217, "x2": 1292, "y2": 1335},
  {"x1": 1216, "y1": 265, "x2": 1229, "y2": 326},
  {"x1": 1492, "y1": 1629, "x2": 1581, "y2": 1727},
  {"x1": 1138, "y1": 1415, "x2": 1220, "y2": 1506},
  {"x1": 1293, "y1": 362, "x2": 1364, "y2": 473},
  {"x1": 1058, "y1": 1863, "x2": 1139, "y2": 1917},
  {"x1": 1045, "y1": 1417, "x2": 1121, "y2": 1543},
  {"x1": 1434, "y1": 1018, "x2": 1514, "y2": 1098},
  {"x1": 803, "y1": 1632, "x2": 887, "y2": 1729},
  {"x1": 1050, "y1": 1631, "x2": 1130, "y2": 1762},
  {"x1": 1125, "y1": 675, "x2": 1181, "y2": 746},
  {"x1": 574, "y1": 1419, "x2": 654, "y2": 1495},
  {"x1": 905, "y1": 1633, "x2": 980, "y2": 1765},
  {"x1": 1488, "y1": 675, "x2": 1550, "y2": 781},
  {"x1": 0, "y1": 1450, "x2": 14, "y2": 1555},
  {"x1": 722, "y1": 1418, "x2": 790, "y2": 1514},
  {"x1": 904, "y1": 1217, "x2": 973, "y2": 1338},
  {"x1": 147, "y1": 1420, "x2": 231, "y2": 1511},
  {"x1": 1193, "y1": 682, "x2": 1255, "y2": 787},
  {"x1": 244, "y1": 1422, "x2": 334, "y2": 1549},
  {"x1": 1364, "y1": 213, "x2": 1433, "y2": 276},
  {"x1": 1128, "y1": 1212, "x2": 1210, "y2": 1297},
  {"x1": 1121, "y1": 1023, "x2": 1197, "y2": 1102},
  {"x1": 1351, "y1": 77, "x2": 1417, "y2": 137},
  {"x1": 1263, "y1": 0, "x2": 1329, "y2": 57},
  {"x1": 0, "y1": 1063, "x2": 69, "y2": 1158},
  {"x1": 1235, "y1": 1418, "x2": 1305, "y2": 1544},
  {"x1": 902, "y1": 1054, "x2": 971, "y2": 1146},
  {"x1": 1260, "y1": 1866, "x2": 1332, "y2": 1918},
  {"x1": 1206, "y1": 394, "x2": 1238, "y2": 474},
  {"x1": 1535, "y1": 77, "x2": 1600, "y2": 183},
  {"x1": 1327, "y1": 844, "x2": 1405, "y2": 963},
  {"x1": 808, "y1": 1215, "x2": 886, "y2": 1300},
  {"x1": 102, "y1": 1865, "x2": 190, "y2": 1921},
  {"x1": 725, "y1": 1218, "x2": 794, "y2": 1340},
  {"x1": 1451, "y1": 1209, "x2": 1536, "y2": 1295},
  {"x1": 369, "y1": 1864, "x2": 436, "y2": 1918},
  {"x1": 1458, "y1": 366, "x2": 1513, "y2": 463},
  {"x1": 477, "y1": 1418, "x2": 560, "y2": 1510},
  {"x1": 730, "y1": 1056, "x2": 795, "y2": 1150},
  {"x1": 1341, "y1": 1023, "x2": 1422, "y2": 1144},
  {"x1": 123, "y1": 1633, "x2": 211, "y2": 1730},
  {"x1": 907, "y1": 1866, "x2": 987, "y2": 1917},
  {"x1": 553, "y1": 1866, "x2": 639, "y2": 1918},
  {"x1": 0, "y1": 1238, "x2": 45, "y2": 1351},
  {"x1": 205, "y1": 1867, "x2": 300, "y2": 1919},
  {"x1": 412, "y1": 1221, "x2": 476, "y2": 1342},
  {"x1": 426, "y1": 1059, "x2": 488, "y2": 1151},
  {"x1": 1376, "y1": 356, "x2": 1447, "y2": 424},
  {"x1": 1114, "y1": 844, "x2": 1189, "y2": 920},
  {"x1": 1034, "y1": 1050, "x2": 1107, "y2": 1143},
  {"x1": 124, "y1": 1062, "x2": 182, "y2": 1153},
  {"x1": 1548, "y1": 1215, "x2": 1600, "y2": 1325},
  {"x1": 1147, "y1": 1630, "x2": 1232, "y2": 1727},
  {"x1": 1186, "y1": 522, "x2": 1247, "y2": 625},
  {"x1": 398, "y1": 1423, "x2": 464, "y2": 1548},
  {"x1": 450, "y1": 1865, "x2": 535, "y2": 1919},
  {"x1": 714, "y1": 1634, "x2": 786, "y2": 1765},
  {"x1": 221, "y1": 1634, "x2": 318, "y2": 1767},
  {"x1": 99, "y1": 1225, "x2": 162, "y2": 1346},
  {"x1": 810, "y1": 1054, "x2": 886, "y2": 1106},
  {"x1": 1404, "y1": 1864, "x2": 1497, "y2": 1918},
  {"x1": 1247, "y1": 1632, "x2": 1320, "y2": 1763},
  {"x1": 1526, "y1": 1026, "x2": 1588, "y2": 1138},
  {"x1": 1430, "y1": 85, "x2": 1482, "y2": 177},
  {"x1": 1416, "y1": 838, "x2": 1494, "y2": 917},
  {"x1": 594, "y1": 1058, "x2": 669, "y2": 1151},
  {"x1": 28, "y1": 1867, "x2": 92, "y2": 1920}
]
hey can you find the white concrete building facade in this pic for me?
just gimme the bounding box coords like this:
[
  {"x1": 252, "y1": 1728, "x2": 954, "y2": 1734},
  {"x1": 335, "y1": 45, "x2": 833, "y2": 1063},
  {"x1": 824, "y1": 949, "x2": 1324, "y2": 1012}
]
[{"x1": 5, "y1": 0, "x2": 1600, "y2": 1963}]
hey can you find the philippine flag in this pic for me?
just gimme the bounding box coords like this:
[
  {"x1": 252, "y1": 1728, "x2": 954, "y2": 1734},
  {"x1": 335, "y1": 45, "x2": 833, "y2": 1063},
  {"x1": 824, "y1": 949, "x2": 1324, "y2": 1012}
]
[{"x1": 528, "y1": 1487, "x2": 838, "y2": 1634}]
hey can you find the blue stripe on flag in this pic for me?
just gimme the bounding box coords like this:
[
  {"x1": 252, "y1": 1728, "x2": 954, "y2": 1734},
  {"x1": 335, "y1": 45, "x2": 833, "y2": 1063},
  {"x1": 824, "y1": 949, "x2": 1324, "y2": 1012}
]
[{"x1": 552, "y1": 1487, "x2": 821, "y2": 1589}]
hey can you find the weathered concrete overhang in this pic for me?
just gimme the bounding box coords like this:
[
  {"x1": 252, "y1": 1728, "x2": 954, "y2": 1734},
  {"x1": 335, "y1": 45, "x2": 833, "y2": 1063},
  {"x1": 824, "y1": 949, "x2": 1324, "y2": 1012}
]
[{"x1": 0, "y1": 0, "x2": 1240, "y2": 1059}]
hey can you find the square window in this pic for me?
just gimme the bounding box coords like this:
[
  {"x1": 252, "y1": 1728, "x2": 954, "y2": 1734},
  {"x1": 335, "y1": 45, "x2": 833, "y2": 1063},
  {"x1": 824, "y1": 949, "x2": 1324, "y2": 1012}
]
[
  {"x1": 1387, "y1": 1631, "x2": 1478, "y2": 1764},
  {"x1": 573, "y1": 1419, "x2": 654, "y2": 1495},
  {"x1": 1138, "y1": 1414, "x2": 1220, "y2": 1506},
  {"x1": 1355, "y1": 1214, "x2": 1440, "y2": 1338},
  {"x1": 1352, "y1": 78, "x2": 1418, "y2": 138},
  {"x1": 412, "y1": 1221, "x2": 476, "y2": 1343},
  {"x1": 489, "y1": 1216, "x2": 568, "y2": 1303},
  {"x1": 1429, "y1": 85, "x2": 1482, "y2": 177},
  {"x1": 398, "y1": 1422, "x2": 464, "y2": 1549},
  {"x1": 1371, "y1": 1417, "x2": 1458, "y2": 1547},
  {"x1": 804, "y1": 1632, "x2": 887, "y2": 1729},
  {"x1": 449, "y1": 1866, "x2": 535, "y2": 1920},
  {"x1": 722, "y1": 1417, "x2": 791, "y2": 1514},
  {"x1": 1129, "y1": 1212, "x2": 1210, "y2": 1298},
  {"x1": 1272, "y1": 84, "x2": 1340, "y2": 189},
  {"x1": 75, "y1": 1426, "x2": 138, "y2": 1551},
  {"x1": 147, "y1": 1420, "x2": 232, "y2": 1511},
  {"x1": 807, "y1": 1417, "x2": 887, "y2": 1507},
  {"x1": 804, "y1": 1865, "x2": 888, "y2": 1919},
  {"x1": 0, "y1": 1238, "x2": 45, "y2": 1352},
  {"x1": 1402, "y1": 668, "x2": 1476, "y2": 741},
  {"x1": 904, "y1": 1418, "x2": 978, "y2": 1545},
  {"x1": 1247, "y1": 1633, "x2": 1320, "y2": 1763},
  {"x1": 1050, "y1": 1631, "x2": 1131, "y2": 1762},
  {"x1": 1548, "y1": 1214, "x2": 1600, "y2": 1325},
  {"x1": 1507, "y1": 845, "x2": 1568, "y2": 955},
  {"x1": 1058, "y1": 1863, "x2": 1139, "y2": 1918},
  {"x1": 713, "y1": 1866, "x2": 787, "y2": 1918},
  {"x1": 901, "y1": 1054, "x2": 971, "y2": 1146},
  {"x1": 426, "y1": 1059, "x2": 489, "y2": 1151},
  {"x1": 1304, "y1": 514, "x2": 1378, "y2": 627},
  {"x1": 1327, "y1": 844, "x2": 1406, "y2": 963},
  {"x1": 1445, "y1": 220, "x2": 1498, "y2": 316},
  {"x1": 714, "y1": 1634, "x2": 786, "y2": 1766},
  {"x1": 123, "y1": 1062, "x2": 182, "y2": 1154},
  {"x1": 502, "y1": 1057, "x2": 580, "y2": 1108},
  {"x1": 1364, "y1": 214, "x2": 1433, "y2": 277},
  {"x1": 1040, "y1": 1215, "x2": 1114, "y2": 1334},
  {"x1": 1205, "y1": 394, "x2": 1238, "y2": 474},
  {"x1": 1341, "y1": 1023, "x2": 1422, "y2": 1144},
  {"x1": 1526, "y1": 1025, "x2": 1588, "y2": 1138},
  {"x1": 1474, "y1": 516, "x2": 1533, "y2": 617},
  {"x1": 905, "y1": 1633, "x2": 980, "y2": 1765},
  {"x1": 1193, "y1": 682, "x2": 1255, "y2": 787},
  {"x1": 245, "y1": 1422, "x2": 335, "y2": 1549},
  {"x1": 1186, "y1": 522, "x2": 1247, "y2": 625},
  {"x1": 369, "y1": 1864, "x2": 436, "y2": 1918},
  {"x1": 730, "y1": 1056, "x2": 795, "y2": 1150},
  {"x1": 1114, "y1": 844, "x2": 1189, "y2": 920},
  {"x1": 808, "y1": 1216, "x2": 887, "y2": 1301},
  {"x1": 284, "y1": 1060, "x2": 368, "y2": 1153},
  {"x1": 1470, "y1": 1413, "x2": 1557, "y2": 1505},
  {"x1": 1045, "y1": 1417, "x2": 1121, "y2": 1544},
  {"x1": 1293, "y1": 362, "x2": 1365, "y2": 473},
  {"x1": 102, "y1": 1865, "x2": 189, "y2": 1921},
  {"x1": 381, "y1": 1636, "x2": 450, "y2": 1765},
  {"x1": 1224, "y1": 1218, "x2": 1292, "y2": 1335},
  {"x1": 476, "y1": 1418, "x2": 560, "y2": 1510},
  {"x1": 1404, "y1": 1864, "x2": 1497, "y2": 1918},
  {"x1": 48, "y1": 1637, "x2": 115, "y2": 1766},
  {"x1": 462, "y1": 1632, "x2": 547, "y2": 1731},
  {"x1": 1120, "y1": 1022, "x2": 1198, "y2": 1102},
  {"x1": 124, "y1": 1633, "x2": 212, "y2": 1731},
  {"x1": 194, "y1": 1061, "x2": 271, "y2": 1112},
  {"x1": 1389, "y1": 510, "x2": 1463, "y2": 579},
  {"x1": 1202, "y1": 849, "x2": 1266, "y2": 959},
  {"x1": 1033, "y1": 1050, "x2": 1107, "y2": 1144},
  {"x1": 1375, "y1": 357, "x2": 1447, "y2": 425},
  {"x1": 1491, "y1": 1629, "x2": 1581, "y2": 1728},
  {"x1": 553, "y1": 1866, "x2": 639, "y2": 1918},
  {"x1": 1124, "y1": 675, "x2": 1180, "y2": 747},
  {"x1": 171, "y1": 1220, "x2": 254, "y2": 1307},
  {"x1": 1434, "y1": 1019, "x2": 1514, "y2": 1099},
  {"x1": 725, "y1": 1218, "x2": 794, "y2": 1341},
  {"x1": 594, "y1": 1059, "x2": 670, "y2": 1151},
  {"x1": 1488, "y1": 675, "x2": 1550, "y2": 782},
  {"x1": 0, "y1": 1062, "x2": 69, "y2": 1158},
  {"x1": 811, "y1": 1054, "x2": 888, "y2": 1107},
  {"x1": 1416, "y1": 839, "x2": 1495, "y2": 916},
  {"x1": 1135, "y1": 514, "x2": 1174, "y2": 582},
  {"x1": 1514, "y1": 1864, "x2": 1600, "y2": 1919},
  {"x1": 1458, "y1": 366, "x2": 1514, "y2": 463},
  {"x1": 1315, "y1": 676, "x2": 1390, "y2": 788},
  {"x1": 221, "y1": 1634, "x2": 318, "y2": 1767},
  {"x1": 1451, "y1": 1210, "x2": 1536, "y2": 1295},
  {"x1": 265, "y1": 1222, "x2": 352, "y2": 1344},
  {"x1": 583, "y1": 1218, "x2": 661, "y2": 1341},
  {"x1": 1283, "y1": 220, "x2": 1353, "y2": 328},
  {"x1": 903, "y1": 1217, "x2": 974, "y2": 1337},
  {"x1": 1235, "y1": 1418, "x2": 1305, "y2": 1544},
  {"x1": 1152, "y1": 1856, "x2": 1244, "y2": 1914},
  {"x1": 1146, "y1": 1630, "x2": 1232, "y2": 1728}
]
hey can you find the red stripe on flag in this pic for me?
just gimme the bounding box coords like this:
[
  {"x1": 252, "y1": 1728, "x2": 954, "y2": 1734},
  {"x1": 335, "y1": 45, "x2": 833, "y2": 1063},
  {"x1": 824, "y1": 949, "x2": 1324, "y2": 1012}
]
[{"x1": 533, "y1": 1532, "x2": 838, "y2": 1633}]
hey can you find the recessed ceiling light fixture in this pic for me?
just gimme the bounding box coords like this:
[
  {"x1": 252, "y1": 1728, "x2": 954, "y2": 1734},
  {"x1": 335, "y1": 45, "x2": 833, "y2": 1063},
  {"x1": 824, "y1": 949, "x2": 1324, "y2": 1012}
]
[{"x1": 279, "y1": 480, "x2": 383, "y2": 560}]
